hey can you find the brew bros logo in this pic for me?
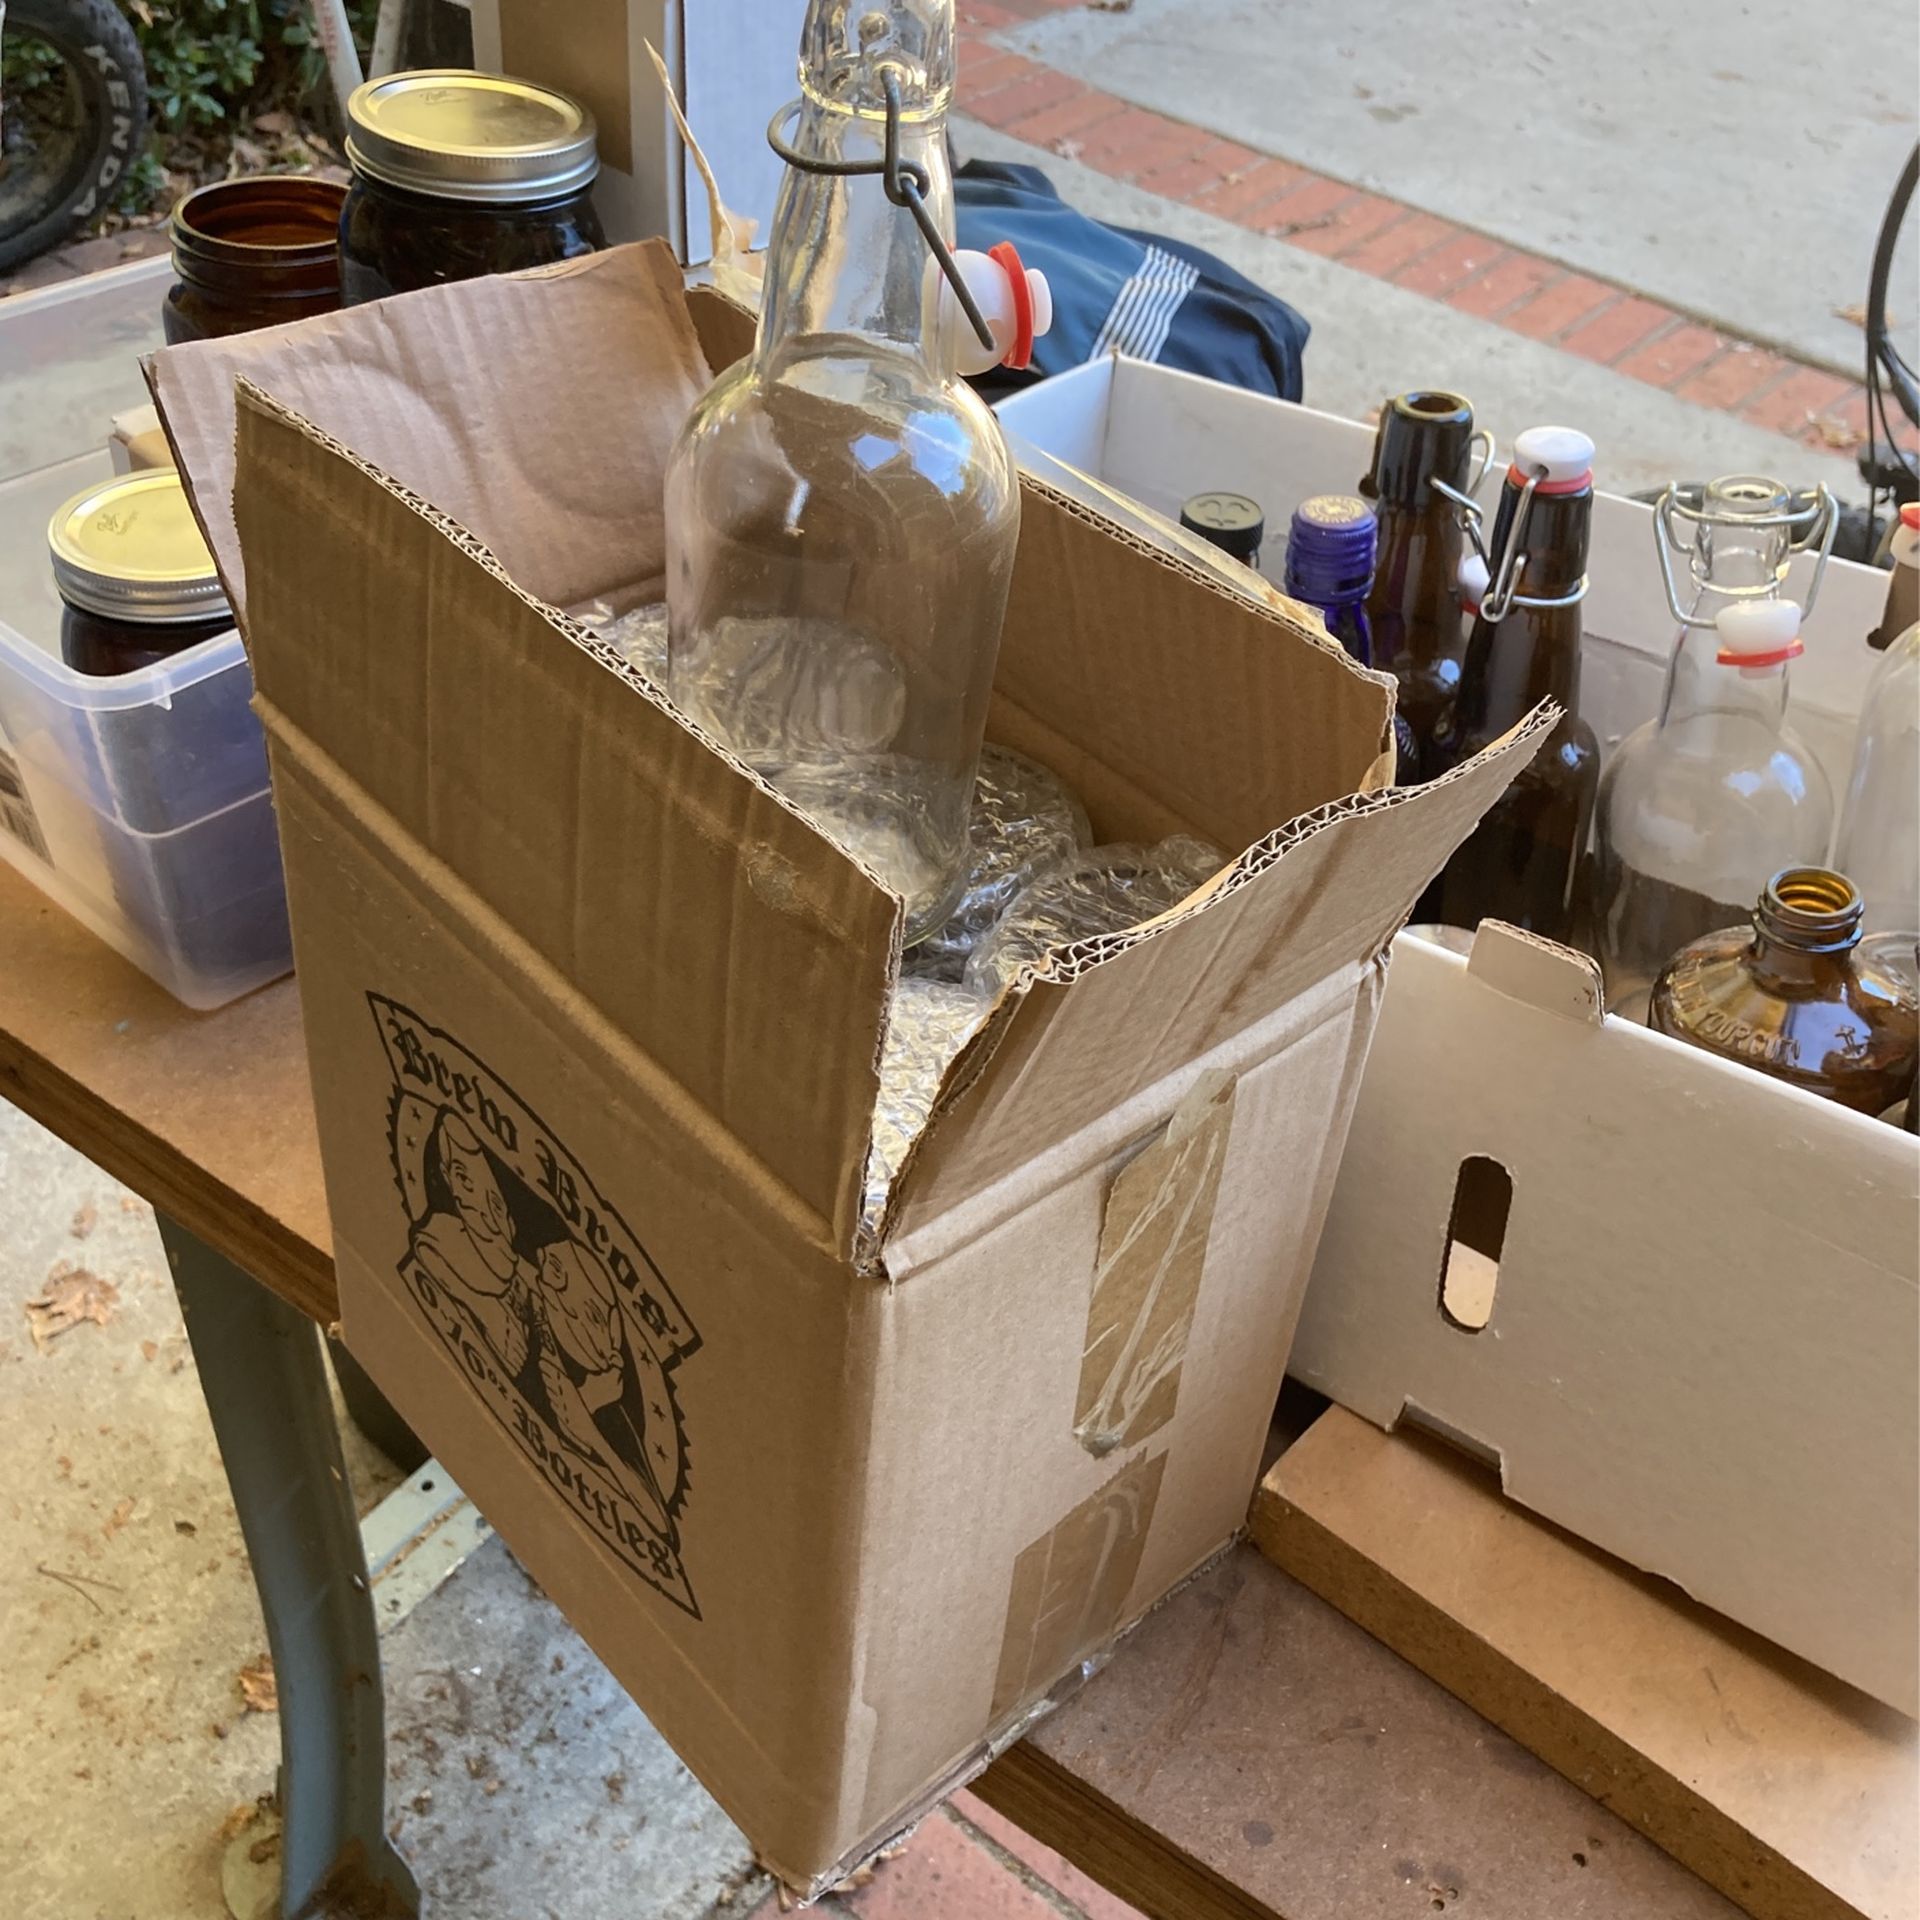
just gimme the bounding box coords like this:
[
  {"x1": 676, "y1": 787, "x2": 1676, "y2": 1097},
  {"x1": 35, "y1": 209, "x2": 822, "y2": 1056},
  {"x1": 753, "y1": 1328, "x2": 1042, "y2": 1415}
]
[{"x1": 371, "y1": 995, "x2": 702, "y2": 1617}]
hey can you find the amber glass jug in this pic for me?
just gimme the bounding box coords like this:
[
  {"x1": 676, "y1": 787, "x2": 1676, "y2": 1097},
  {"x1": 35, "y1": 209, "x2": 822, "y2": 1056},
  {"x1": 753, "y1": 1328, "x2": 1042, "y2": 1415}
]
[
  {"x1": 1649, "y1": 867, "x2": 1919, "y2": 1115},
  {"x1": 163, "y1": 175, "x2": 348, "y2": 343}
]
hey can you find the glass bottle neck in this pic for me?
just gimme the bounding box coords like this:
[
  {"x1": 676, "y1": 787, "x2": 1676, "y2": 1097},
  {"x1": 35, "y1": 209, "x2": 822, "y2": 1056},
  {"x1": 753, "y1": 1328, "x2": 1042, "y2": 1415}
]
[
  {"x1": 1657, "y1": 622, "x2": 1791, "y2": 730},
  {"x1": 1747, "y1": 867, "x2": 1863, "y2": 989},
  {"x1": 757, "y1": 106, "x2": 951, "y2": 374},
  {"x1": 1469, "y1": 482, "x2": 1589, "y2": 709}
]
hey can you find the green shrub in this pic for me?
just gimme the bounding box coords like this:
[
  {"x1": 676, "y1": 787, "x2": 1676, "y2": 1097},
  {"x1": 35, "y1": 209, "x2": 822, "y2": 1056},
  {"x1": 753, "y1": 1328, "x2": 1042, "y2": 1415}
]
[{"x1": 128, "y1": 0, "x2": 379, "y2": 136}]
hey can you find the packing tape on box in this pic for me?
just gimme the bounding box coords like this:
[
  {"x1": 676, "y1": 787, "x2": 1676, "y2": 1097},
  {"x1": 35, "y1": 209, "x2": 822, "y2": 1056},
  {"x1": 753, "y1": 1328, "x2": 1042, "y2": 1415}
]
[
  {"x1": 990, "y1": 1449, "x2": 1169, "y2": 1724},
  {"x1": 991, "y1": 1069, "x2": 1235, "y2": 1719},
  {"x1": 1074, "y1": 1067, "x2": 1236, "y2": 1458}
]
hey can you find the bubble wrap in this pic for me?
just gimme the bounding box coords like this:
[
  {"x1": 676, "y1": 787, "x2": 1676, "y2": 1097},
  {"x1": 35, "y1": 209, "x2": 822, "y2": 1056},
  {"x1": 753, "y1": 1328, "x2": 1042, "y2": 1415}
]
[
  {"x1": 963, "y1": 835, "x2": 1226, "y2": 998},
  {"x1": 905, "y1": 745, "x2": 1094, "y2": 981},
  {"x1": 572, "y1": 600, "x2": 670, "y2": 682},
  {"x1": 859, "y1": 976, "x2": 990, "y2": 1259}
]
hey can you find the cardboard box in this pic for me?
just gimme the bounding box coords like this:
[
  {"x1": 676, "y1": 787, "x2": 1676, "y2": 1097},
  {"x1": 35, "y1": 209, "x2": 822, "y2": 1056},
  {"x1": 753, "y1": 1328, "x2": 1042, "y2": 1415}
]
[
  {"x1": 998, "y1": 353, "x2": 1920, "y2": 1719},
  {"x1": 1291, "y1": 922, "x2": 1919, "y2": 1719},
  {"x1": 150, "y1": 242, "x2": 1537, "y2": 1890},
  {"x1": 108, "y1": 403, "x2": 171, "y2": 474},
  {"x1": 994, "y1": 355, "x2": 1893, "y2": 802},
  {"x1": 467, "y1": 0, "x2": 802, "y2": 264}
]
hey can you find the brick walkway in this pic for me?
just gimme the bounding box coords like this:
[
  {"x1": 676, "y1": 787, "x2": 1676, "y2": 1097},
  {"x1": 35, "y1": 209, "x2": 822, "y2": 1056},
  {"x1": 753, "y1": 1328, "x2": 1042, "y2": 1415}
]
[
  {"x1": 0, "y1": 220, "x2": 171, "y2": 299},
  {"x1": 954, "y1": 0, "x2": 1889, "y2": 459},
  {"x1": 745, "y1": 1791, "x2": 1145, "y2": 1919}
]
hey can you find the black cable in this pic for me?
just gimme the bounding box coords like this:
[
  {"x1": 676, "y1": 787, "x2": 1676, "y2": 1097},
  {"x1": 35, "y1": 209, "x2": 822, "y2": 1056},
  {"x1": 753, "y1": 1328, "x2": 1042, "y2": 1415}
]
[{"x1": 1860, "y1": 144, "x2": 1919, "y2": 548}]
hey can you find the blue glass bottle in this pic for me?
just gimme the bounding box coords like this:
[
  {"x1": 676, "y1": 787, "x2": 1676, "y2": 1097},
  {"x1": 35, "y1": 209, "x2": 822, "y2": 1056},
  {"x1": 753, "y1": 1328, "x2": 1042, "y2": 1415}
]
[
  {"x1": 1286, "y1": 493, "x2": 1412, "y2": 778},
  {"x1": 1286, "y1": 494, "x2": 1378, "y2": 664}
]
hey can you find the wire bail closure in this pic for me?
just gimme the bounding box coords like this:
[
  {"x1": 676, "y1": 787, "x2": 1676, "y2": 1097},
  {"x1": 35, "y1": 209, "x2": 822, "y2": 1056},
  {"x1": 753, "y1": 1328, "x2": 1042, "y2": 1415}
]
[
  {"x1": 767, "y1": 70, "x2": 997, "y2": 354},
  {"x1": 1652, "y1": 481, "x2": 1837, "y2": 628},
  {"x1": 1445, "y1": 446, "x2": 1590, "y2": 624}
]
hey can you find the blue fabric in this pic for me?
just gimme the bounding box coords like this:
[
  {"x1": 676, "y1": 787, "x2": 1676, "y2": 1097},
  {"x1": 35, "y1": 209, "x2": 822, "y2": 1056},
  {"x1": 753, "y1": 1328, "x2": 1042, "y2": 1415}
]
[{"x1": 954, "y1": 158, "x2": 1309, "y2": 401}]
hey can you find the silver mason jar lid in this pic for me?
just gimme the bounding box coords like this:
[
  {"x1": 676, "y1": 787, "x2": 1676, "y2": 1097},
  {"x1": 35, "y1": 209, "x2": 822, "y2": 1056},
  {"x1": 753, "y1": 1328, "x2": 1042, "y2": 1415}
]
[
  {"x1": 48, "y1": 471, "x2": 231, "y2": 627},
  {"x1": 345, "y1": 69, "x2": 599, "y2": 205}
]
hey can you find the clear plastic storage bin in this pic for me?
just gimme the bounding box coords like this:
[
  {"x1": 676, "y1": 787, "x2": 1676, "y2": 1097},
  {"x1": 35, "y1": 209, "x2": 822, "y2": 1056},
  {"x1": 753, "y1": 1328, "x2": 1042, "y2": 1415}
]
[{"x1": 0, "y1": 450, "x2": 291, "y2": 1008}]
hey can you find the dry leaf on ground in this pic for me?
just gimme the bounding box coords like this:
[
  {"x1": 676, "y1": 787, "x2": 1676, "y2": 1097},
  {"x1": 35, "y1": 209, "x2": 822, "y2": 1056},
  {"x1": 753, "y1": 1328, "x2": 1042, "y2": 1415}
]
[
  {"x1": 238, "y1": 1654, "x2": 278, "y2": 1714},
  {"x1": 70, "y1": 1202, "x2": 97, "y2": 1240},
  {"x1": 102, "y1": 1497, "x2": 137, "y2": 1540},
  {"x1": 24, "y1": 1266, "x2": 120, "y2": 1348},
  {"x1": 1810, "y1": 414, "x2": 1865, "y2": 449},
  {"x1": 215, "y1": 1802, "x2": 257, "y2": 1843}
]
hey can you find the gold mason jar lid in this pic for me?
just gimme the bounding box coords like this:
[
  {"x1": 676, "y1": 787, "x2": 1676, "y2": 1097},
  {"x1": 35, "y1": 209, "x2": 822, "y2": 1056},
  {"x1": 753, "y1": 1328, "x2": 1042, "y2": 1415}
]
[
  {"x1": 48, "y1": 470, "x2": 230, "y2": 626},
  {"x1": 345, "y1": 69, "x2": 599, "y2": 205}
]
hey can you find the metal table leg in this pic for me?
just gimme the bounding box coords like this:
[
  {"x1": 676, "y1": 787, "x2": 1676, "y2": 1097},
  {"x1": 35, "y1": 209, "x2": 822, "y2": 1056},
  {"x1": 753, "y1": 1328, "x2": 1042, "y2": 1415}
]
[{"x1": 159, "y1": 1216, "x2": 420, "y2": 1920}]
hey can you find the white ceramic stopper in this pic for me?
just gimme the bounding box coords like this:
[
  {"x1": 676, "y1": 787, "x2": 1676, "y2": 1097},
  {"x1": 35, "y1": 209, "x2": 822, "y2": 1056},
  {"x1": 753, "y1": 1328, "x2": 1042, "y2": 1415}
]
[{"x1": 926, "y1": 248, "x2": 1054, "y2": 377}]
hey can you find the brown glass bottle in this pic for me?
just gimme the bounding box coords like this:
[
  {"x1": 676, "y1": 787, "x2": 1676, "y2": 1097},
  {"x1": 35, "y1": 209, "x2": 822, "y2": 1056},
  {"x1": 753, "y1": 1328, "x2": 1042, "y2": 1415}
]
[
  {"x1": 1359, "y1": 390, "x2": 1476, "y2": 783},
  {"x1": 1428, "y1": 427, "x2": 1600, "y2": 943},
  {"x1": 1650, "y1": 868, "x2": 1919, "y2": 1116},
  {"x1": 163, "y1": 175, "x2": 348, "y2": 344}
]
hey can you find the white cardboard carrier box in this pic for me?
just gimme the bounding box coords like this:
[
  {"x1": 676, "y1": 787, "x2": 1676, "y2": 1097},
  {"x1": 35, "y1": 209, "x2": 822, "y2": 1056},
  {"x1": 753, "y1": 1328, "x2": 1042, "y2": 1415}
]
[{"x1": 996, "y1": 356, "x2": 1920, "y2": 1719}]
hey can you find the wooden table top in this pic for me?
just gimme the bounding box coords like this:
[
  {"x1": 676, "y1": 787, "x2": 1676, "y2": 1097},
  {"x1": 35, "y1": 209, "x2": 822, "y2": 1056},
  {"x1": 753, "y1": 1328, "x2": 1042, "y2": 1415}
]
[
  {"x1": 0, "y1": 859, "x2": 335, "y2": 1321},
  {"x1": 0, "y1": 860, "x2": 1735, "y2": 1920}
]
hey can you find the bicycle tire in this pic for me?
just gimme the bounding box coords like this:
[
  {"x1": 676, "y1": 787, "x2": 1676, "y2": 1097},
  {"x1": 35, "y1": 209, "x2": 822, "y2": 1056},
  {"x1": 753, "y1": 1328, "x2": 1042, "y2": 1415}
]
[{"x1": 0, "y1": 0, "x2": 147, "y2": 273}]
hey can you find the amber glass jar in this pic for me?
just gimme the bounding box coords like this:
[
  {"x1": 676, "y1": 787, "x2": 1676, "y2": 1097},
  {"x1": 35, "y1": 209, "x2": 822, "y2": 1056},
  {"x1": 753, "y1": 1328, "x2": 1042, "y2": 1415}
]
[
  {"x1": 49, "y1": 472, "x2": 233, "y2": 677},
  {"x1": 163, "y1": 175, "x2": 348, "y2": 343},
  {"x1": 1650, "y1": 867, "x2": 1919, "y2": 1116},
  {"x1": 338, "y1": 69, "x2": 605, "y2": 303}
]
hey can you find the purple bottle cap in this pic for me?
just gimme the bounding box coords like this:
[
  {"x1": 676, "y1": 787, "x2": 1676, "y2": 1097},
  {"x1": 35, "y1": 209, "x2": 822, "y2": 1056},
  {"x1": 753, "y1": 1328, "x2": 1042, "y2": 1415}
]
[{"x1": 1287, "y1": 494, "x2": 1378, "y2": 600}]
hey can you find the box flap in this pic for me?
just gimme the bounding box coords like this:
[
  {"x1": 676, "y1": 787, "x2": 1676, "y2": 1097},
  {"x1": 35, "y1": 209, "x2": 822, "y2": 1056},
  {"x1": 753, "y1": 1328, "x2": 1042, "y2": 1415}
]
[
  {"x1": 890, "y1": 710, "x2": 1552, "y2": 1241},
  {"x1": 231, "y1": 384, "x2": 895, "y2": 1243},
  {"x1": 1466, "y1": 921, "x2": 1605, "y2": 1025},
  {"x1": 150, "y1": 241, "x2": 710, "y2": 627},
  {"x1": 988, "y1": 475, "x2": 1397, "y2": 848}
]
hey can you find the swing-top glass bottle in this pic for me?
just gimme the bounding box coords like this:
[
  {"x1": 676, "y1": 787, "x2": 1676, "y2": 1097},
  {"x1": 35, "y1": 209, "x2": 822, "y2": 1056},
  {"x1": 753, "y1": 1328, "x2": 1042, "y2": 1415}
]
[
  {"x1": 1593, "y1": 476, "x2": 1836, "y2": 1019},
  {"x1": 664, "y1": 0, "x2": 1023, "y2": 942}
]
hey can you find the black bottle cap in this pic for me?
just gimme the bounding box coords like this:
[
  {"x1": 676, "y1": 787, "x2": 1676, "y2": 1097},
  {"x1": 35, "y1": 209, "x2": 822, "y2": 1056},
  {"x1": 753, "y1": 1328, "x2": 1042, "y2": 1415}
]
[
  {"x1": 1361, "y1": 390, "x2": 1475, "y2": 507},
  {"x1": 1179, "y1": 490, "x2": 1265, "y2": 563}
]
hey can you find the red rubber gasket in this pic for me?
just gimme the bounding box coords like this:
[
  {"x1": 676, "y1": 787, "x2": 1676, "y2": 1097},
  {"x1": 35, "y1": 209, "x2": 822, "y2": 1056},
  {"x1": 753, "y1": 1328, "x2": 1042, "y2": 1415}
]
[{"x1": 989, "y1": 240, "x2": 1035, "y2": 370}]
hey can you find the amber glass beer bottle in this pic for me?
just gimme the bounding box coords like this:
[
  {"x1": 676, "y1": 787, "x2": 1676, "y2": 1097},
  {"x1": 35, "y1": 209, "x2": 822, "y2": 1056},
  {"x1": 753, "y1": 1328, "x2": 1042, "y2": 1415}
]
[
  {"x1": 1359, "y1": 390, "x2": 1480, "y2": 783},
  {"x1": 1428, "y1": 426, "x2": 1599, "y2": 943}
]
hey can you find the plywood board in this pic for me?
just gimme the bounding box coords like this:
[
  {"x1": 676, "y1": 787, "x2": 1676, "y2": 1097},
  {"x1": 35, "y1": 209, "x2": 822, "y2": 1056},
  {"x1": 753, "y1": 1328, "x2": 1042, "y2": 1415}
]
[{"x1": 1251, "y1": 1408, "x2": 1920, "y2": 1920}]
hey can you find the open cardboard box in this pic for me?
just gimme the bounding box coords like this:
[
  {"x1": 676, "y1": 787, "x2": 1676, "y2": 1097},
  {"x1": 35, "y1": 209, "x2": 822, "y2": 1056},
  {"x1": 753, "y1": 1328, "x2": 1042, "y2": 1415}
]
[
  {"x1": 148, "y1": 242, "x2": 1537, "y2": 1890},
  {"x1": 997, "y1": 354, "x2": 1920, "y2": 1719}
]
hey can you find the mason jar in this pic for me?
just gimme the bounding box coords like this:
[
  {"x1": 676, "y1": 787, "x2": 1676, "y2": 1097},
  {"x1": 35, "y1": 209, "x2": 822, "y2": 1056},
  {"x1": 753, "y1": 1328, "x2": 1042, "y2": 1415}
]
[
  {"x1": 339, "y1": 69, "x2": 606, "y2": 304},
  {"x1": 49, "y1": 471, "x2": 233, "y2": 677}
]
